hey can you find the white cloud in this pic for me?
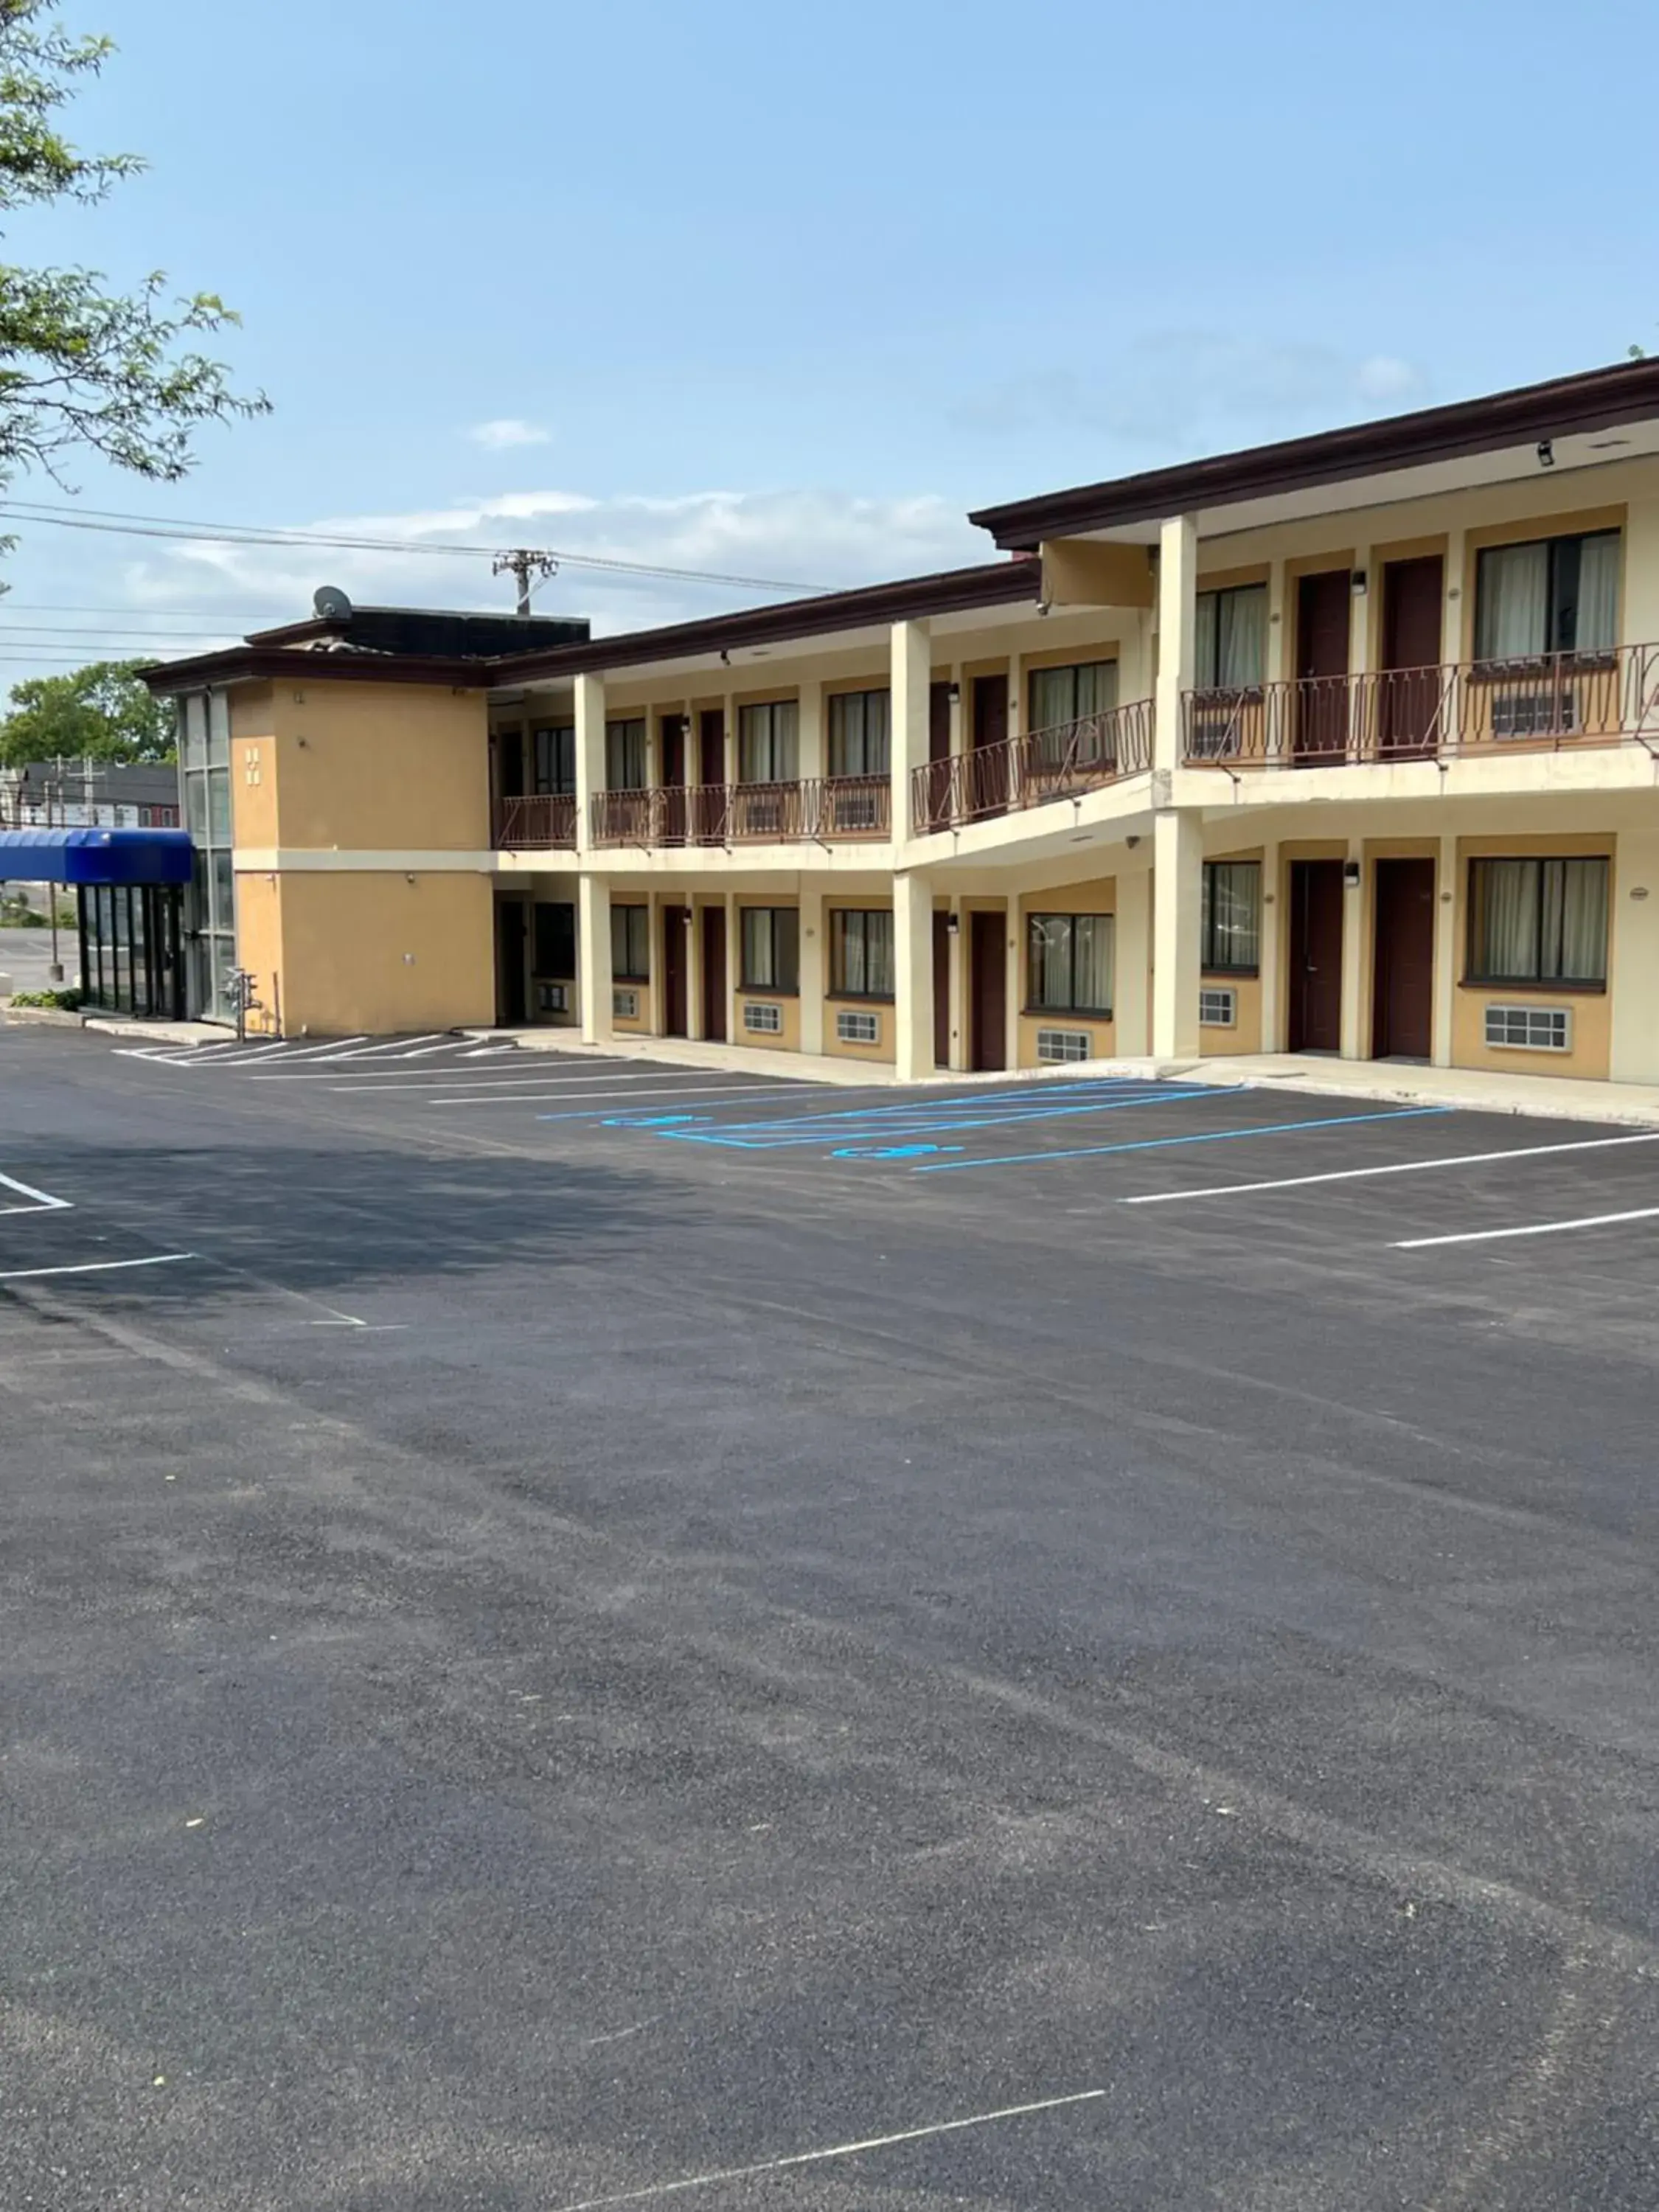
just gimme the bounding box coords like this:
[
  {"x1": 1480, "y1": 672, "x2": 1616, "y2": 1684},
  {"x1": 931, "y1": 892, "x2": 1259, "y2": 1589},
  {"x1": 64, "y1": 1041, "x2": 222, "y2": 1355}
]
[
  {"x1": 1355, "y1": 354, "x2": 1423, "y2": 402},
  {"x1": 465, "y1": 418, "x2": 551, "y2": 451},
  {"x1": 119, "y1": 487, "x2": 989, "y2": 641}
]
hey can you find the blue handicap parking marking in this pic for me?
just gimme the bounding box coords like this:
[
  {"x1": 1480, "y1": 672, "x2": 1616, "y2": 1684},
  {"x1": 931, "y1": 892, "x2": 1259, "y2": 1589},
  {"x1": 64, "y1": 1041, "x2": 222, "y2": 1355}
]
[
  {"x1": 830, "y1": 1141, "x2": 966, "y2": 1160},
  {"x1": 643, "y1": 1079, "x2": 1241, "y2": 1154},
  {"x1": 912, "y1": 1104, "x2": 1455, "y2": 1174}
]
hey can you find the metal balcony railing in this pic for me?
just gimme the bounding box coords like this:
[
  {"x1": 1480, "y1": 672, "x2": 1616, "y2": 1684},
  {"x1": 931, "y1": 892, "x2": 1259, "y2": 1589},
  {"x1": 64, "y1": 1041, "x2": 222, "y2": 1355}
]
[
  {"x1": 1180, "y1": 643, "x2": 1659, "y2": 768},
  {"x1": 911, "y1": 699, "x2": 1155, "y2": 834},
  {"x1": 493, "y1": 793, "x2": 577, "y2": 848},
  {"x1": 588, "y1": 775, "x2": 891, "y2": 848}
]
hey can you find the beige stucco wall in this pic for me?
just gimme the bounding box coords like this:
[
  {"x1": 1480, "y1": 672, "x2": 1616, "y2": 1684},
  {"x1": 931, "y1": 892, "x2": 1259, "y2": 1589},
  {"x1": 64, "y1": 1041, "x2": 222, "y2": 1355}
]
[
  {"x1": 243, "y1": 678, "x2": 490, "y2": 852},
  {"x1": 268, "y1": 871, "x2": 493, "y2": 1036}
]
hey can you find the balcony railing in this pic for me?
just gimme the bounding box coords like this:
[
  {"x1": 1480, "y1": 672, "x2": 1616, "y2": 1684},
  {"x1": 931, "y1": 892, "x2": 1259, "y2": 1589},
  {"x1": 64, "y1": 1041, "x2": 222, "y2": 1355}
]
[
  {"x1": 912, "y1": 699, "x2": 1155, "y2": 834},
  {"x1": 589, "y1": 775, "x2": 890, "y2": 848},
  {"x1": 1181, "y1": 644, "x2": 1659, "y2": 768},
  {"x1": 493, "y1": 793, "x2": 578, "y2": 848}
]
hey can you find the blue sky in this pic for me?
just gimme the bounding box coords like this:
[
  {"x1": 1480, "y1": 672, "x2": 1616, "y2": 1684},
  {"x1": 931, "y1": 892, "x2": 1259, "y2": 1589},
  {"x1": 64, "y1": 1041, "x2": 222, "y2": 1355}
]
[{"x1": 0, "y1": 0, "x2": 1650, "y2": 681}]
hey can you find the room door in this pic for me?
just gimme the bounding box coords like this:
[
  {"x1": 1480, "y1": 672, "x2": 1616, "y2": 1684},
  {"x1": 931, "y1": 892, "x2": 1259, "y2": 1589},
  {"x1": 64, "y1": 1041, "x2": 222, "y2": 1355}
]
[
  {"x1": 495, "y1": 897, "x2": 529, "y2": 1026},
  {"x1": 932, "y1": 909, "x2": 951, "y2": 1067},
  {"x1": 660, "y1": 714, "x2": 687, "y2": 844},
  {"x1": 695, "y1": 709, "x2": 726, "y2": 842},
  {"x1": 1287, "y1": 860, "x2": 1344, "y2": 1051},
  {"x1": 661, "y1": 904, "x2": 690, "y2": 1037},
  {"x1": 1372, "y1": 857, "x2": 1436, "y2": 1060},
  {"x1": 1295, "y1": 570, "x2": 1352, "y2": 762},
  {"x1": 700, "y1": 904, "x2": 728, "y2": 1041},
  {"x1": 1379, "y1": 557, "x2": 1444, "y2": 759},
  {"x1": 971, "y1": 673, "x2": 1010, "y2": 817},
  {"x1": 970, "y1": 908, "x2": 1006, "y2": 1071},
  {"x1": 921, "y1": 680, "x2": 953, "y2": 830}
]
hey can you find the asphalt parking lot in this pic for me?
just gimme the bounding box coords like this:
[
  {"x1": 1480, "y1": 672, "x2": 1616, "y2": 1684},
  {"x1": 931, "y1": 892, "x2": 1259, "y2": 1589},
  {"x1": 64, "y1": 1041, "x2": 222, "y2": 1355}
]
[{"x1": 4, "y1": 1023, "x2": 1658, "y2": 2210}]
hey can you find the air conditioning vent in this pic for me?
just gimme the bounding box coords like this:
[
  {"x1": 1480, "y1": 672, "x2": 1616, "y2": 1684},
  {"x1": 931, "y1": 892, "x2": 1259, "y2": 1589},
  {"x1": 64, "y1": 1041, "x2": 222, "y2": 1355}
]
[
  {"x1": 1492, "y1": 689, "x2": 1577, "y2": 740},
  {"x1": 743, "y1": 1001, "x2": 782, "y2": 1034},
  {"x1": 836, "y1": 1008, "x2": 880, "y2": 1045},
  {"x1": 1199, "y1": 987, "x2": 1237, "y2": 1028},
  {"x1": 611, "y1": 987, "x2": 639, "y2": 1020},
  {"x1": 537, "y1": 981, "x2": 568, "y2": 1013},
  {"x1": 1037, "y1": 1027, "x2": 1091, "y2": 1063},
  {"x1": 1486, "y1": 1003, "x2": 1571, "y2": 1051}
]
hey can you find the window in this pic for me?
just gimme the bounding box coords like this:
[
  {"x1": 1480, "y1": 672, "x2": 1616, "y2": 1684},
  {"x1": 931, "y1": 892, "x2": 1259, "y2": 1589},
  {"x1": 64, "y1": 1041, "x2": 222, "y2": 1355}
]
[
  {"x1": 1475, "y1": 530, "x2": 1619, "y2": 661},
  {"x1": 830, "y1": 908, "x2": 894, "y2": 998},
  {"x1": 1026, "y1": 912, "x2": 1113, "y2": 1015},
  {"x1": 605, "y1": 718, "x2": 647, "y2": 790},
  {"x1": 1467, "y1": 856, "x2": 1608, "y2": 986},
  {"x1": 737, "y1": 699, "x2": 799, "y2": 783},
  {"x1": 836, "y1": 1008, "x2": 880, "y2": 1045},
  {"x1": 534, "y1": 724, "x2": 575, "y2": 795},
  {"x1": 1486, "y1": 1004, "x2": 1571, "y2": 1051},
  {"x1": 611, "y1": 904, "x2": 650, "y2": 981},
  {"x1": 740, "y1": 905, "x2": 799, "y2": 992},
  {"x1": 533, "y1": 901, "x2": 576, "y2": 978},
  {"x1": 828, "y1": 689, "x2": 890, "y2": 776},
  {"x1": 1194, "y1": 584, "x2": 1267, "y2": 689},
  {"x1": 1028, "y1": 660, "x2": 1117, "y2": 732},
  {"x1": 1201, "y1": 861, "x2": 1261, "y2": 973},
  {"x1": 1037, "y1": 1027, "x2": 1091, "y2": 1062},
  {"x1": 744, "y1": 1000, "x2": 782, "y2": 1034}
]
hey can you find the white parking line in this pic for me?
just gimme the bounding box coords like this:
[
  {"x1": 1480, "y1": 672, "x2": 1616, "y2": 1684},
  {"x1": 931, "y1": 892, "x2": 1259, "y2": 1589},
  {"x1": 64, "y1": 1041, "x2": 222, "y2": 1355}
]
[
  {"x1": 313, "y1": 1032, "x2": 447, "y2": 1060},
  {"x1": 1395, "y1": 1206, "x2": 1659, "y2": 1250},
  {"x1": 419, "y1": 1081, "x2": 818, "y2": 1110},
  {"x1": 0, "y1": 1169, "x2": 72, "y2": 1217},
  {"x1": 1126, "y1": 1129, "x2": 1659, "y2": 1205},
  {"x1": 254, "y1": 1061, "x2": 658, "y2": 1085},
  {"x1": 0, "y1": 1252, "x2": 195, "y2": 1282}
]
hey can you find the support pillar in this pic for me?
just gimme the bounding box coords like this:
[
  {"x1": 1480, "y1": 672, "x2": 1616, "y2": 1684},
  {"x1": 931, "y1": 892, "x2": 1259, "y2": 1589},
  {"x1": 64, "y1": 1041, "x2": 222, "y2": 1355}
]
[
  {"x1": 1340, "y1": 835, "x2": 1367, "y2": 1060},
  {"x1": 1151, "y1": 810, "x2": 1203, "y2": 1060},
  {"x1": 1257, "y1": 840, "x2": 1282, "y2": 1052},
  {"x1": 893, "y1": 869, "x2": 933, "y2": 1082},
  {"x1": 1610, "y1": 830, "x2": 1659, "y2": 1082},
  {"x1": 574, "y1": 672, "x2": 605, "y2": 856},
  {"x1": 1114, "y1": 863, "x2": 1152, "y2": 1057},
  {"x1": 1432, "y1": 833, "x2": 1458, "y2": 1068},
  {"x1": 1154, "y1": 514, "x2": 1198, "y2": 776},
  {"x1": 891, "y1": 618, "x2": 931, "y2": 854},
  {"x1": 798, "y1": 881, "x2": 826, "y2": 1057},
  {"x1": 578, "y1": 874, "x2": 613, "y2": 1046}
]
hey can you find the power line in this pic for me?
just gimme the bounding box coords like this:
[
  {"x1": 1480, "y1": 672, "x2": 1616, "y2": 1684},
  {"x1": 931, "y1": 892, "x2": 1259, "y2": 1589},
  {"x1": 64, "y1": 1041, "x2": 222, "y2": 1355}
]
[{"x1": 0, "y1": 497, "x2": 832, "y2": 595}]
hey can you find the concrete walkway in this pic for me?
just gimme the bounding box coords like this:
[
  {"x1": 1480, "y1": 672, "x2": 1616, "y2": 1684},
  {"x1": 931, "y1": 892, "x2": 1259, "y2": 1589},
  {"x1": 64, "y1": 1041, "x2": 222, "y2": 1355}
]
[{"x1": 1174, "y1": 1051, "x2": 1659, "y2": 1128}]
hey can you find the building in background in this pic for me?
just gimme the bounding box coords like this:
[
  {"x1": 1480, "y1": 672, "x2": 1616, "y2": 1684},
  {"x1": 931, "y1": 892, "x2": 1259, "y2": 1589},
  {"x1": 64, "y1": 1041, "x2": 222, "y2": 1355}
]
[
  {"x1": 0, "y1": 760, "x2": 181, "y2": 829},
  {"x1": 141, "y1": 359, "x2": 1659, "y2": 1090}
]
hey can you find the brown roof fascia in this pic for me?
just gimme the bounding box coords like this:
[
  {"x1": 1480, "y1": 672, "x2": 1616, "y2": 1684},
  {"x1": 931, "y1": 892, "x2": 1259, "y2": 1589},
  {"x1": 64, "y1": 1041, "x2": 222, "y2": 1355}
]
[
  {"x1": 488, "y1": 559, "x2": 1042, "y2": 682},
  {"x1": 968, "y1": 358, "x2": 1659, "y2": 549},
  {"x1": 141, "y1": 646, "x2": 487, "y2": 694}
]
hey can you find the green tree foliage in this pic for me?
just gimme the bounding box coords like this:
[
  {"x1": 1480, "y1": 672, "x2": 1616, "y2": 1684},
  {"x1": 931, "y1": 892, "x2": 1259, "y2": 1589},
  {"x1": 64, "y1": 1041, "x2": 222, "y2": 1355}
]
[
  {"x1": 0, "y1": 0, "x2": 267, "y2": 505},
  {"x1": 0, "y1": 655, "x2": 173, "y2": 762}
]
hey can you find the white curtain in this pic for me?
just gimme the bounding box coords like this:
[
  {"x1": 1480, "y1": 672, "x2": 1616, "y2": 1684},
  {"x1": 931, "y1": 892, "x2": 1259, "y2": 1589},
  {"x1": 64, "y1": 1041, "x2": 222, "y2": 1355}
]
[
  {"x1": 1576, "y1": 535, "x2": 1619, "y2": 654},
  {"x1": 1475, "y1": 860, "x2": 1539, "y2": 975},
  {"x1": 1029, "y1": 914, "x2": 1112, "y2": 1012},
  {"x1": 740, "y1": 701, "x2": 798, "y2": 782},
  {"x1": 830, "y1": 691, "x2": 890, "y2": 777},
  {"x1": 1216, "y1": 587, "x2": 1267, "y2": 687},
  {"x1": 1073, "y1": 914, "x2": 1113, "y2": 1012},
  {"x1": 1476, "y1": 543, "x2": 1548, "y2": 659},
  {"x1": 1545, "y1": 858, "x2": 1609, "y2": 981},
  {"x1": 1203, "y1": 863, "x2": 1261, "y2": 969}
]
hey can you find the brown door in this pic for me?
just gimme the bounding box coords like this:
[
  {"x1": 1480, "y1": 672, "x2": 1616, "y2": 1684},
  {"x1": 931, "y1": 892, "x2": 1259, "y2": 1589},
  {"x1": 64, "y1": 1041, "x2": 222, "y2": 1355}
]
[
  {"x1": 495, "y1": 897, "x2": 528, "y2": 1026},
  {"x1": 970, "y1": 909, "x2": 1006, "y2": 1071},
  {"x1": 700, "y1": 905, "x2": 727, "y2": 1040},
  {"x1": 1379, "y1": 557, "x2": 1444, "y2": 758},
  {"x1": 1287, "y1": 860, "x2": 1345, "y2": 1052},
  {"x1": 922, "y1": 680, "x2": 953, "y2": 830},
  {"x1": 661, "y1": 905, "x2": 689, "y2": 1036},
  {"x1": 1295, "y1": 570, "x2": 1352, "y2": 762},
  {"x1": 1372, "y1": 858, "x2": 1436, "y2": 1060},
  {"x1": 932, "y1": 909, "x2": 951, "y2": 1068},
  {"x1": 971, "y1": 673, "x2": 1010, "y2": 817},
  {"x1": 696, "y1": 709, "x2": 726, "y2": 842},
  {"x1": 660, "y1": 714, "x2": 686, "y2": 844}
]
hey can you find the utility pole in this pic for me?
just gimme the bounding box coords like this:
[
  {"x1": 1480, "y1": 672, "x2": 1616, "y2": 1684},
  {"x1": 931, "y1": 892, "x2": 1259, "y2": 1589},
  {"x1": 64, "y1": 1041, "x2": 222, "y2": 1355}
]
[{"x1": 492, "y1": 549, "x2": 559, "y2": 616}]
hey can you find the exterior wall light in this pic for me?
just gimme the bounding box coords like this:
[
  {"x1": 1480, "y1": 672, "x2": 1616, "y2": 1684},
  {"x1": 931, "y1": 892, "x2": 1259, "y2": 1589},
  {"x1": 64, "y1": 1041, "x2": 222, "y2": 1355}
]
[
  {"x1": 1350, "y1": 570, "x2": 1368, "y2": 597},
  {"x1": 1343, "y1": 860, "x2": 1362, "y2": 888},
  {"x1": 946, "y1": 913, "x2": 961, "y2": 937}
]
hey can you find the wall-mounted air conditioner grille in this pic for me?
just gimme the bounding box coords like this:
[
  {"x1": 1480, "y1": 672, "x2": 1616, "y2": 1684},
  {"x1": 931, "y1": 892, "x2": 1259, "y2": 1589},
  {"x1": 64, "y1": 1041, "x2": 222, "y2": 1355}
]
[
  {"x1": 744, "y1": 1001, "x2": 782, "y2": 1034},
  {"x1": 538, "y1": 981, "x2": 568, "y2": 1013},
  {"x1": 1199, "y1": 987, "x2": 1237, "y2": 1028},
  {"x1": 611, "y1": 987, "x2": 638, "y2": 1020},
  {"x1": 1492, "y1": 689, "x2": 1576, "y2": 740},
  {"x1": 1485, "y1": 1003, "x2": 1571, "y2": 1051},
  {"x1": 1037, "y1": 1027, "x2": 1091, "y2": 1063},
  {"x1": 836, "y1": 1009, "x2": 880, "y2": 1045}
]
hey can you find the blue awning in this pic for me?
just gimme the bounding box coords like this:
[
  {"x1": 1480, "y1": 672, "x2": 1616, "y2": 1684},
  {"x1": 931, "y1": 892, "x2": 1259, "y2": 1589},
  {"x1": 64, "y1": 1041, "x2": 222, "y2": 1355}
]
[{"x1": 0, "y1": 827, "x2": 194, "y2": 886}]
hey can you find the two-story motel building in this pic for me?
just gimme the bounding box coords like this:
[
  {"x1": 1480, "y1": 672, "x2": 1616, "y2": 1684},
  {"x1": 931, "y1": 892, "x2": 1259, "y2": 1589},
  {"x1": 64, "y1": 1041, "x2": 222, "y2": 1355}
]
[{"x1": 133, "y1": 358, "x2": 1659, "y2": 1089}]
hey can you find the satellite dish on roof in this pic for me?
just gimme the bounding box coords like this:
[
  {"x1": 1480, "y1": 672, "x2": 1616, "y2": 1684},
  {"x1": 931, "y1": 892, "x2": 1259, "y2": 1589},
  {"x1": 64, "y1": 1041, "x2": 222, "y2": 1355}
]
[{"x1": 313, "y1": 585, "x2": 353, "y2": 622}]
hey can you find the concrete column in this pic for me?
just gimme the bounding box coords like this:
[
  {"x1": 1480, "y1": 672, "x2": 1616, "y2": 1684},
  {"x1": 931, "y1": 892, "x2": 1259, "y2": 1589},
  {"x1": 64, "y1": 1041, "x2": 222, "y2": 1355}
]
[
  {"x1": 1432, "y1": 834, "x2": 1458, "y2": 1067},
  {"x1": 1154, "y1": 514, "x2": 1198, "y2": 776},
  {"x1": 1114, "y1": 862, "x2": 1152, "y2": 1056},
  {"x1": 1340, "y1": 836, "x2": 1367, "y2": 1060},
  {"x1": 1444, "y1": 528, "x2": 1468, "y2": 663},
  {"x1": 578, "y1": 873, "x2": 613, "y2": 1046},
  {"x1": 1348, "y1": 549, "x2": 1370, "y2": 759},
  {"x1": 724, "y1": 889, "x2": 739, "y2": 1039},
  {"x1": 1610, "y1": 829, "x2": 1659, "y2": 1082},
  {"x1": 1257, "y1": 841, "x2": 1282, "y2": 1052},
  {"x1": 798, "y1": 680, "x2": 825, "y2": 785},
  {"x1": 1004, "y1": 895, "x2": 1023, "y2": 1066},
  {"x1": 945, "y1": 897, "x2": 966, "y2": 1070},
  {"x1": 1151, "y1": 810, "x2": 1203, "y2": 1059},
  {"x1": 687, "y1": 894, "x2": 706, "y2": 1041},
  {"x1": 893, "y1": 868, "x2": 933, "y2": 1082},
  {"x1": 891, "y1": 618, "x2": 931, "y2": 853},
  {"x1": 574, "y1": 672, "x2": 605, "y2": 857},
  {"x1": 798, "y1": 880, "x2": 826, "y2": 1057},
  {"x1": 1265, "y1": 560, "x2": 1288, "y2": 684}
]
